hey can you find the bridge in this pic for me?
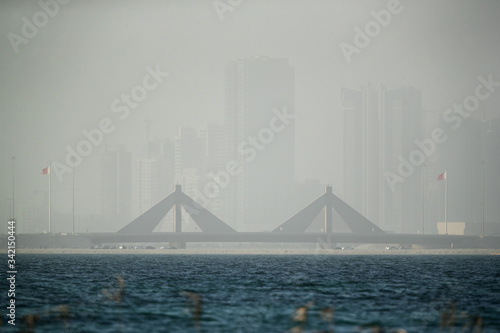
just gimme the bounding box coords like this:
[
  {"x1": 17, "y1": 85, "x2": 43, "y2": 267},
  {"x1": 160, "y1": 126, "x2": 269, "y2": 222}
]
[
  {"x1": 85, "y1": 232, "x2": 498, "y2": 249},
  {"x1": 83, "y1": 185, "x2": 499, "y2": 249}
]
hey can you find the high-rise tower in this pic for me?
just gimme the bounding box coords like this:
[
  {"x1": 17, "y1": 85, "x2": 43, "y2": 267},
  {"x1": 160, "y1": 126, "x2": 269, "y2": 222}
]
[{"x1": 225, "y1": 57, "x2": 295, "y2": 231}]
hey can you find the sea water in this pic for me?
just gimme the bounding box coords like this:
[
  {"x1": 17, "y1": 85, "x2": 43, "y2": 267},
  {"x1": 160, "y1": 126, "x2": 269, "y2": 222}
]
[{"x1": 5, "y1": 254, "x2": 500, "y2": 332}]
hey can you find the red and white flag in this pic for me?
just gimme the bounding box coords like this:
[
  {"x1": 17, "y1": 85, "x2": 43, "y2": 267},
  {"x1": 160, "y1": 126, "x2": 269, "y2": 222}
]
[
  {"x1": 42, "y1": 166, "x2": 50, "y2": 175},
  {"x1": 437, "y1": 171, "x2": 446, "y2": 181}
]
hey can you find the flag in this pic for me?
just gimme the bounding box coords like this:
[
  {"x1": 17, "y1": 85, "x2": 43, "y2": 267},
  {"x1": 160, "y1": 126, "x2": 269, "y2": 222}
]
[
  {"x1": 42, "y1": 166, "x2": 50, "y2": 175},
  {"x1": 437, "y1": 171, "x2": 446, "y2": 181}
]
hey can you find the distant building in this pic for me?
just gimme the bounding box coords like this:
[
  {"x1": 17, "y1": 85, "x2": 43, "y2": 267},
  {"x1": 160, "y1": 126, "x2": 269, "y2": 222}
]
[
  {"x1": 207, "y1": 124, "x2": 227, "y2": 173},
  {"x1": 101, "y1": 144, "x2": 132, "y2": 230},
  {"x1": 137, "y1": 159, "x2": 161, "y2": 215},
  {"x1": 341, "y1": 87, "x2": 366, "y2": 216},
  {"x1": 174, "y1": 127, "x2": 206, "y2": 184},
  {"x1": 342, "y1": 85, "x2": 423, "y2": 233},
  {"x1": 437, "y1": 222, "x2": 465, "y2": 235},
  {"x1": 16, "y1": 204, "x2": 35, "y2": 234},
  {"x1": 381, "y1": 86, "x2": 423, "y2": 233},
  {"x1": 225, "y1": 57, "x2": 295, "y2": 231},
  {"x1": 342, "y1": 84, "x2": 384, "y2": 227},
  {"x1": 149, "y1": 137, "x2": 175, "y2": 199},
  {"x1": 206, "y1": 123, "x2": 232, "y2": 221},
  {"x1": 135, "y1": 138, "x2": 175, "y2": 218}
]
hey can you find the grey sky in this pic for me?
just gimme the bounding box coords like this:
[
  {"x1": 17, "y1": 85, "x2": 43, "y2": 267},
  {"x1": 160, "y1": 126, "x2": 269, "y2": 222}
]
[{"x1": 1, "y1": 0, "x2": 500, "y2": 219}]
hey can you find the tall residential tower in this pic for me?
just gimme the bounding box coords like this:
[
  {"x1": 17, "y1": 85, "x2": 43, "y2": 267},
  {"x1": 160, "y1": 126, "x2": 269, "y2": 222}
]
[
  {"x1": 101, "y1": 144, "x2": 132, "y2": 230},
  {"x1": 225, "y1": 57, "x2": 295, "y2": 231}
]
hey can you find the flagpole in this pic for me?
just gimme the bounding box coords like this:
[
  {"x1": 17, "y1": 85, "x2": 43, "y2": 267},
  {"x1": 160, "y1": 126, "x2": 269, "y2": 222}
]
[
  {"x1": 72, "y1": 160, "x2": 75, "y2": 234},
  {"x1": 49, "y1": 163, "x2": 51, "y2": 233},
  {"x1": 421, "y1": 163, "x2": 425, "y2": 235},
  {"x1": 482, "y1": 160, "x2": 485, "y2": 237},
  {"x1": 11, "y1": 156, "x2": 15, "y2": 221},
  {"x1": 71, "y1": 156, "x2": 76, "y2": 234},
  {"x1": 444, "y1": 169, "x2": 447, "y2": 235}
]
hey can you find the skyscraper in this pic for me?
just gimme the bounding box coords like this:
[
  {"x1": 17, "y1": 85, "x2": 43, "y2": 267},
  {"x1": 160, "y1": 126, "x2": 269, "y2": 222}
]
[
  {"x1": 101, "y1": 144, "x2": 132, "y2": 230},
  {"x1": 341, "y1": 87, "x2": 365, "y2": 214},
  {"x1": 134, "y1": 138, "x2": 175, "y2": 231},
  {"x1": 342, "y1": 85, "x2": 423, "y2": 233},
  {"x1": 225, "y1": 57, "x2": 295, "y2": 231},
  {"x1": 381, "y1": 86, "x2": 423, "y2": 232},
  {"x1": 137, "y1": 158, "x2": 161, "y2": 215},
  {"x1": 143, "y1": 137, "x2": 175, "y2": 204},
  {"x1": 206, "y1": 123, "x2": 232, "y2": 221},
  {"x1": 174, "y1": 127, "x2": 206, "y2": 197},
  {"x1": 341, "y1": 85, "x2": 380, "y2": 225}
]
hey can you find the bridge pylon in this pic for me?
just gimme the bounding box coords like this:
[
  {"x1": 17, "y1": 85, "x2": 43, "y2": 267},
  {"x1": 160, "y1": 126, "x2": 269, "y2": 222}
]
[
  {"x1": 272, "y1": 186, "x2": 384, "y2": 235},
  {"x1": 117, "y1": 185, "x2": 236, "y2": 243}
]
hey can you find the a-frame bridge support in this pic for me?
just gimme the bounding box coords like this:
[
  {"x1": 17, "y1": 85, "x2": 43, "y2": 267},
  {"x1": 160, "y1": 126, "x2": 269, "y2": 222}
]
[
  {"x1": 272, "y1": 186, "x2": 384, "y2": 238},
  {"x1": 117, "y1": 185, "x2": 236, "y2": 248},
  {"x1": 116, "y1": 185, "x2": 384, "y2": 249}
]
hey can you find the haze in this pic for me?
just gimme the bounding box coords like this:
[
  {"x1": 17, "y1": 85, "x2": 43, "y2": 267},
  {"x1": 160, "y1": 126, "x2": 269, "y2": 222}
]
[{"x1": 1, "y1": 0, "x2": 499, "y2": 235}]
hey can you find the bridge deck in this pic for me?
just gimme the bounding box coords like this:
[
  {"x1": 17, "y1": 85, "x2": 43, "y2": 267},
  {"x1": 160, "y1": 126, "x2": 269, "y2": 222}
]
[{"x1": 82, "y1": 232, "x2": 499, "y2": 248}]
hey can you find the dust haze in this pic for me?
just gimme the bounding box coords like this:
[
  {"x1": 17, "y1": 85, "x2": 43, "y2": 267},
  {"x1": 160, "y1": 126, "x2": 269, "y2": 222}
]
[{"x1": 1, "y1": 0, "x2": 499, "y2": 236}]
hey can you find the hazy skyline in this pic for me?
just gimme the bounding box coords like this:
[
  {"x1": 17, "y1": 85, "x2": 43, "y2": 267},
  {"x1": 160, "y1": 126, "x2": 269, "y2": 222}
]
[{"x1": 2, "y1": 0, "x2": 500, "y2": 230}]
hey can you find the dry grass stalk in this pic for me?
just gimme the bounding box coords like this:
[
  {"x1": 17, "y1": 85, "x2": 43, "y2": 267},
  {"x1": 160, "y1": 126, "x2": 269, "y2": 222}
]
[{"x1": 182, "y1": 291, "x2": 203, "y2": 329}]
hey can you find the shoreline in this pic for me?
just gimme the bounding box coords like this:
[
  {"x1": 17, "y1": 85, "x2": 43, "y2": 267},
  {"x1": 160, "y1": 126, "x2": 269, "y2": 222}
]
[{"x1": 10, "y1": 248, "x2": 500, "y2": 255}]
